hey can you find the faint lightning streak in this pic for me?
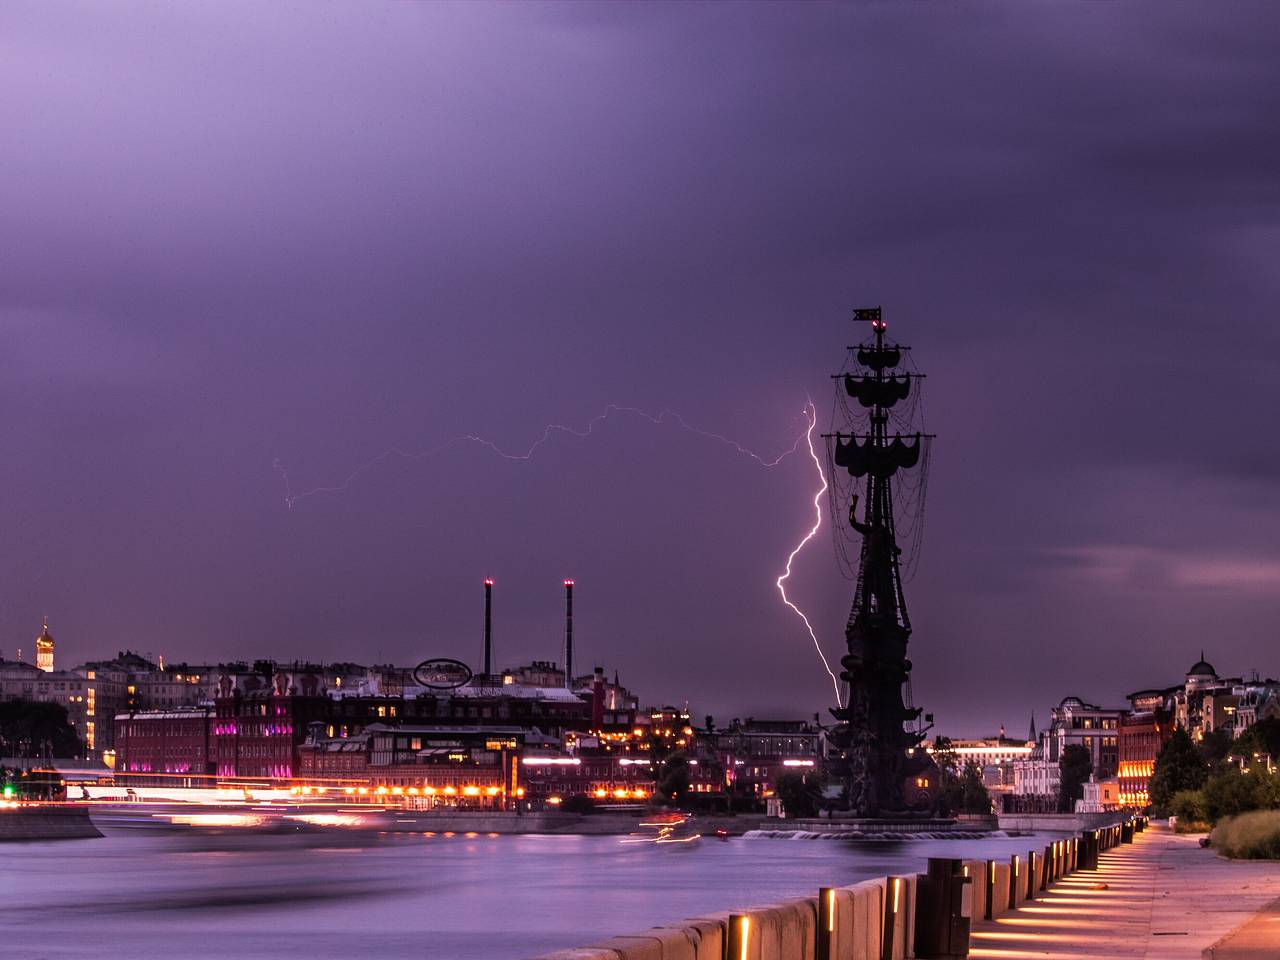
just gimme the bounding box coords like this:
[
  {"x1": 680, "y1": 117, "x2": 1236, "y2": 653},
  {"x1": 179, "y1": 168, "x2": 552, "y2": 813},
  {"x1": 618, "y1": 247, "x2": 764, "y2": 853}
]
[
  {"x1": 275, "y1": 404, "x2": 806, "y2": 509},
  {"x1": 276, "y1": 398, "x2": 839, "y2": 704},
  {"x1": 775, "y1": 399, "x2": 843, "y2": 708}
]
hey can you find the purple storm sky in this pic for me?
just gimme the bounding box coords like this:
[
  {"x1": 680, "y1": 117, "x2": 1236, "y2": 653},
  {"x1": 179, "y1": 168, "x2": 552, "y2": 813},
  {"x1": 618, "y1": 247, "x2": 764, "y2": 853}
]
[{"x1": 4, "y1": 3, "x2": 1280, "y2": 735}]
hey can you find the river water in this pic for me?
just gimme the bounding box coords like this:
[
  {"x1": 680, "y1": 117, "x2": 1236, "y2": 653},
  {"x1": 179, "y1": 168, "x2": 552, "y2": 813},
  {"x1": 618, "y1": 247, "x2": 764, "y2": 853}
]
[{"x1": 1, "y1": 826, "x2": 1056, "y2": 959}]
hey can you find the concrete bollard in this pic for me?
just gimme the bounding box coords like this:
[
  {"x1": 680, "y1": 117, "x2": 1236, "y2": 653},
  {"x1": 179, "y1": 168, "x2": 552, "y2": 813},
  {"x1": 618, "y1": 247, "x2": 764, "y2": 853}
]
[
  {"x1": 880, "y1": 875, "x2": 913, "y2": 960},
  {"x1": 678, "y1": 917, "x2": 726, "y2": 960},
  {"x1": 594, "y1": 932, "x2": 686, "y2": 960},
  {"x1": 832, "y1": 878, "x2": 885, "y2": 960},
  {"x1": 858, "y1": 879, "x2": 887, "y2": 960},
  {"x1": 831, "y1": 887, "x2": 858, "y2": 960},
  {"x1": 752, "y1": 899, "x2": 815, "y2": 960},
  {"x1": 962, "y1": 861, "x2": 988, "y2": 922}
]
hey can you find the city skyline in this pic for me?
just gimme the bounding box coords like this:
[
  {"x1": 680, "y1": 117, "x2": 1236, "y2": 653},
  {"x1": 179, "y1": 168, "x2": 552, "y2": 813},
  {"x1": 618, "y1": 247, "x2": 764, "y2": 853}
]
[{"x1": 5, "y1": 4, "x2": 1280, "y2": 733}]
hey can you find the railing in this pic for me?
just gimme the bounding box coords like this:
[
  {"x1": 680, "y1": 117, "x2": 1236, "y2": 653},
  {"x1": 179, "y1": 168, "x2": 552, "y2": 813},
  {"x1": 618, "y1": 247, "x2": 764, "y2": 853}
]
[{"x1": 532, "y1": 815, "x2": 1147, "y2": 960}]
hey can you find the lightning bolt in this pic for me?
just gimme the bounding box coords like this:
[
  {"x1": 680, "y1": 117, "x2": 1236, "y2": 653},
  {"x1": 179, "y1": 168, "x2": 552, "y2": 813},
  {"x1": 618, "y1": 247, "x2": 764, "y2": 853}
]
[
  {"x1": 274, "y1": 403, "x2": 805, "y2": 509},
  {"x1": 775, "y1": 399, "x2": 843, "y2": 708},
  {"x1": 275, "y1": 398, "x2": 842, "y2": 704}
]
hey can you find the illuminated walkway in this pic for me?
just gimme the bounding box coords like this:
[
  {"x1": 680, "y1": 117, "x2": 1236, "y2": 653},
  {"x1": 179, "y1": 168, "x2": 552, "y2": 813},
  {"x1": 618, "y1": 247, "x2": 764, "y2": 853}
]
[{"x1": 970, "y1": 825, "x2": 1280, "y2": 959}]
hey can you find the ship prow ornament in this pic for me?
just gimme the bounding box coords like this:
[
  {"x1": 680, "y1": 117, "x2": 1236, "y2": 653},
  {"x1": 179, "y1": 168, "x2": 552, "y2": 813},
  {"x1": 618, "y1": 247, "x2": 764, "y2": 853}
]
[{"x1": 824, "y1": 306, "x2": 939, "y2": 818}]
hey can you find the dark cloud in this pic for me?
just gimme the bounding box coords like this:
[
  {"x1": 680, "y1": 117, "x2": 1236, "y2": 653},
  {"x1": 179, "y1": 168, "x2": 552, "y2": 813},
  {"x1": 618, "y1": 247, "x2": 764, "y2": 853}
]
[{"x1": 3, "y1": 2, "x2": 1280, "y2": 731}]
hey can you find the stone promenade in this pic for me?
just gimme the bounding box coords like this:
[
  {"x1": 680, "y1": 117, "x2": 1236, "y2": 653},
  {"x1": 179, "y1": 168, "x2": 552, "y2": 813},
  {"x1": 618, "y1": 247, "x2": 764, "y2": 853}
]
[{"x1": 969, "y1": 825, "x2": 1280, "y2": 959}]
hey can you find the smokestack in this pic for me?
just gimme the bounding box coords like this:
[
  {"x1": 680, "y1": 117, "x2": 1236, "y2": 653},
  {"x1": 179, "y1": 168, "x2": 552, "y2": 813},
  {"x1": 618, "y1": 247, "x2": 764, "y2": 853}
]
[
  {"x1": 563, "y1": 579, "x2": 574, "y2": 689},
  {"x1": 592, "y1": 666, "x2": 605, "y2": 728},
  {"x1": 483, "y1": 579, "x2": 494, "y2": 677}
]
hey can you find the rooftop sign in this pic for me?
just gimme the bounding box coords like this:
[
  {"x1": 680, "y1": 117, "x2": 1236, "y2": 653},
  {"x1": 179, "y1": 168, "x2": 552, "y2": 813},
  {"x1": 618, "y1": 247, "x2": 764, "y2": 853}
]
[{"x1": 413, "y1": 658, "x2": 473, "y2": 690}]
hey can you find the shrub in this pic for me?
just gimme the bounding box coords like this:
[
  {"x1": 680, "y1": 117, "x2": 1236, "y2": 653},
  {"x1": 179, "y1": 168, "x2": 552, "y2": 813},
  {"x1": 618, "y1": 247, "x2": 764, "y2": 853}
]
[
  {"x1": 1169, "y1": 788, "x2": 1208, "y2": 829},
  {"x1": 1210, "y1": 810, "x2": 1280, "y2": 860}
]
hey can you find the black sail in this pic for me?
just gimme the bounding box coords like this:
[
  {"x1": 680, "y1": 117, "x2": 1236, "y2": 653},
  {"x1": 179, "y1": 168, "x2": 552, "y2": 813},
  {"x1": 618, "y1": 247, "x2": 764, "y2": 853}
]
[
  {"x1": 834, "y1": 433, "x2": 921, "y2": 478},
  {"x1": 856, "y1": 345, "x2": 901, "y2": 370},
  {"x1": 844, "y1": 374, "x2": 911, "y2": 408}
]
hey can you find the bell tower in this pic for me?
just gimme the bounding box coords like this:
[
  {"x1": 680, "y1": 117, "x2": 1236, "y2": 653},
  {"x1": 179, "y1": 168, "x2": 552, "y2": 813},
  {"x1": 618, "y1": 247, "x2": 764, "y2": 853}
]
[{"x1": 35, "y1": 617, "x2": 55, "y2": 673}]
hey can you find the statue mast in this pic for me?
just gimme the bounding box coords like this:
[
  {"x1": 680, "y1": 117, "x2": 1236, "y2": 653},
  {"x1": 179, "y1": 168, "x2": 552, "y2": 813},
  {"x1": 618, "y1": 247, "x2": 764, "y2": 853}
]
[{"x1": 824, "y1": 307, "x2": 937, "y2": 817}]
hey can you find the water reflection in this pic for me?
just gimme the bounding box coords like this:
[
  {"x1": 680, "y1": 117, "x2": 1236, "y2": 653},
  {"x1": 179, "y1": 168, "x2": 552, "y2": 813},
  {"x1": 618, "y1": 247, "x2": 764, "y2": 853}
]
[{"x1": 0, "y1": 826, "x2": 1060, "y2": 959}]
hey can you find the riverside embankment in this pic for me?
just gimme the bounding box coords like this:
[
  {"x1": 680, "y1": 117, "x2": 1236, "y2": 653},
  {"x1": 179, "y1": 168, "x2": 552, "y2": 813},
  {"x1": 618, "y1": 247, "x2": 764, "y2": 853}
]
[
  {"x1": 533, "y1": 818, "x2": 1280, "y2": 960},
  {"x1": 383, "y1": 810, "x2": 770, "y2": 835},
  {"x1": 0, "y1": 804, "x2": 101, "y2": 840},
  {"x1": 971, "y1": 823, "x2": 1280, "y2": 959},
  {"x1": 533, "y1": 820, "x2": 1134, "y2": 959},
  {"x1": 382, "y1": 811, "x2": 1004, "y2": 838}
]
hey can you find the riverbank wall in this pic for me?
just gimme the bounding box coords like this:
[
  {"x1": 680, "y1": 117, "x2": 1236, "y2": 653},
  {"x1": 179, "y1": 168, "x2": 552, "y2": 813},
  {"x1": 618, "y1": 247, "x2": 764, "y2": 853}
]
[
  {"x1": 0, "y1": 805, "x2": 102, "y2": 841},
  {"x1": 996, "y1": 811, "x2": 1123, "y2": 833},
  {"x1": 384, "y1": 812, "x2": 998, "y2": 839},
  {"x1": 532, "y1": 817, "x2": 1137, "y2": 960},
  {"x1": 385, "y1": 811, "x2": 771, "y2": 835},
  {"x1": 747, "y1": 816, "x2": 998, "y2": 840}
]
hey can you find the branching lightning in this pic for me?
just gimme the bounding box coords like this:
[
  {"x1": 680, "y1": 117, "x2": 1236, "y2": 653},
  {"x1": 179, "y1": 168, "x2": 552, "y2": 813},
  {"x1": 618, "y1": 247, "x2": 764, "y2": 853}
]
[
  {"x1": 774, "y1": 400, "x2": 844, "y2": 708},
  {"x1": 274, "y1": 403, "x2": 804, "y2": 510},
  {"x1": 275, "y1": 398, "x2": 841, "y2": 703}
]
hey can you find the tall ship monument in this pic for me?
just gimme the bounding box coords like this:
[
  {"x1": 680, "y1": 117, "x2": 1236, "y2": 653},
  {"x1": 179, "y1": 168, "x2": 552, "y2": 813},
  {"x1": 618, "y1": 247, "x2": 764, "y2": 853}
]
[{"x1": 824, "y1": 307, "x2": 939, "y2": 817}]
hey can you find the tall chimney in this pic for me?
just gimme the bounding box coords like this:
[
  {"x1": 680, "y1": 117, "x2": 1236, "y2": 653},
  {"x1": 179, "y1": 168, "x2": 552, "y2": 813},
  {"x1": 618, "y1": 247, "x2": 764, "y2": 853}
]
[
  {"x1": 563, "y1": 579, "x2": 575, "y2": 689},
  {"x1": 483, "y1": 579, "x2": 494, "y2": 677}
]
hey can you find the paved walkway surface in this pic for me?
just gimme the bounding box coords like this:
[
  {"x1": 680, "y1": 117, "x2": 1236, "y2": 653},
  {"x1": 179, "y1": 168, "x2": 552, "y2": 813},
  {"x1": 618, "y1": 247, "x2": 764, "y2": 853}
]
[
  {"x1": 1203, "y1": 894, "x2": 1280, "y2": 959},
  {"x1": 969, "y1": 825, "x2": 1280, "y2": 959}
]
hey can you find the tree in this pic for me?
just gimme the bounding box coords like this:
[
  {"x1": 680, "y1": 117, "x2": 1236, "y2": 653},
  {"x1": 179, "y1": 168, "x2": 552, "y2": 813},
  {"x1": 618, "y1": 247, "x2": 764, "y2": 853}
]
[
  {"x1": 1201, "y1": 768, "x2": 1280, "y2": 822},
  {"x1": 930, "y1": 737, "x2": 990, "y2": 816},
  {"x1": 932, "y1": 736, "x2": 959, "y2": 778},
  {"x1": 1234, "y1": 717, "x2": 1280, "y2": 762},
  {"x1": 1059, "y1": 744, "x2": 1092, "y2": 812},
  {"x1": 0, "y1": 700, "x2": 82, "y2": 758},
  {"x1": 1149, "y1": 729, "x2": 1207, "y2": 810},
  {"x1": 960, "y1": 764, "x2": 992, "y2": 814},
  {"x1": 656, "y1": 751, "x2": 691, "y2": 802},
  {"x1": 1199, "y1": 729, "x2": 1235, "y2": 771},
  {"x1": 775, "y1": 771, "x2": 824, "y2": 819}
]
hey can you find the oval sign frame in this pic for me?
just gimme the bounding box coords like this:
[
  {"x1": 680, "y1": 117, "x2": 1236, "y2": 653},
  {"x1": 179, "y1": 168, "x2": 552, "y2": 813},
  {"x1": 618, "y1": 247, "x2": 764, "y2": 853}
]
[{"x1": 413, "y1": 658, "x2": 473, "y2": 690}]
